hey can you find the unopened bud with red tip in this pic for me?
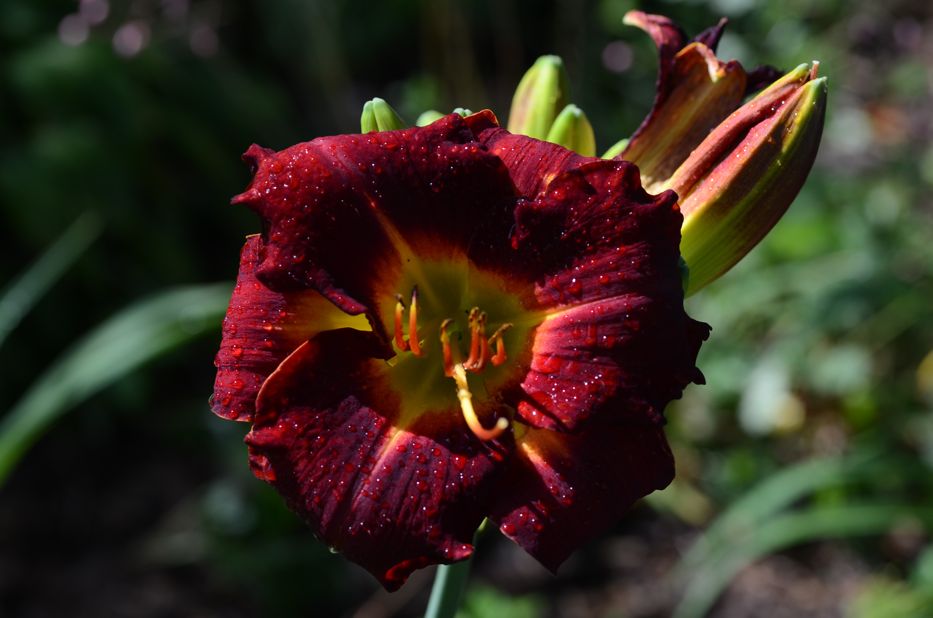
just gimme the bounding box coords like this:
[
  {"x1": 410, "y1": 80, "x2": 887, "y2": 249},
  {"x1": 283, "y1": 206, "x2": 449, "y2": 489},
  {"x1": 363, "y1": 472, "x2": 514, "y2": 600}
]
[
  {"x1": 672, "y1": 63, "x2": 827, "y2": 295},
  {"x1": 545, "y1": 104, "x2": 597, "y2": 156},
  {"x1": 360, "y1": 97, "x2": 406, "y2": 133},
  {"x1": 616, "y1": 10, "x2": 752, "y2": 191},
  {"x1": 507, "y1": 55, "x2": 570, "y2": 140}
]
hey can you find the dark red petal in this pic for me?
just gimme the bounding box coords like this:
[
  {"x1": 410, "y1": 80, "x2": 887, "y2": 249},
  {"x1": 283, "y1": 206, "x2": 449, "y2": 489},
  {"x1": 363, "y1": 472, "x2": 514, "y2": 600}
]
[
  {"x1": 511, "y1": 160, "x2": 709, "y2": 430},
  {"x1": 212, "y1": 236, "x2": 350, "y2": 421},
  {"x1": 623, "y1": 11, "x2": 688, "y2": 117},
  {"x1": 245, "y1": 328, "x2": 507, "y2": 591},
  {"x1": 475, "y1": 126, "x2": 592, "y2": 198},
  {"x1": 692, "y1": 17, "x2": 728, "y2": 51},
  {"x1": 488, "y1": 421, "x2": 674, "y2": 572},
  {"x1": 231, "y1": 114, "x2": 519, "y2": 326}
]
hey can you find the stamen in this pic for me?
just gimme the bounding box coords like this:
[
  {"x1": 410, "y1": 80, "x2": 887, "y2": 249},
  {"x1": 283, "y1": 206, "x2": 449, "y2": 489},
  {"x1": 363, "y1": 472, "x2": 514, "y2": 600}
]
[
  {"x1": 463, "y1": 308, "x2": 481, "y2": 368},
  {"x1": 489, "y1": 323, "x2": 513, "y2": 366},
  {"x1": 408, "y1": 286, "x2": 424, "y2": 357},
  {"x1": 451, "y1": 363, "x2": 509, "y2": 441},
  {"x1": 464, "y1": 310, "x2": 488, "y2": 373},
  {"x1": 475, "y1": 333, "x2": 491, "y2": 373},
  {"x1": 394, "y1": 294, "x2": 409, "y2": 352},
  {"x1": 439, "y1": 319, "x2": 455, "y2": 377}
]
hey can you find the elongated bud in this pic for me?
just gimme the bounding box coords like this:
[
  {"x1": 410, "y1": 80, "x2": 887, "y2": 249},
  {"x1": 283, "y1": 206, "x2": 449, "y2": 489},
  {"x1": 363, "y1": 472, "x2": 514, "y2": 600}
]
[
  {"x1": 507, "y1": 55, "x2": 570, "y2": 140},
  {"x1": 619, "y1": 41, "x2": 747, "y2": 191},
  {"x1": 360, "y1": 97, "x2": 406, "y2": 133},
  {"x1": 674, "y1": 63, "x2": 827, "y2": 295},
  {"x1": 545, "y1": 104, "x2": 596, "y2": 156}
]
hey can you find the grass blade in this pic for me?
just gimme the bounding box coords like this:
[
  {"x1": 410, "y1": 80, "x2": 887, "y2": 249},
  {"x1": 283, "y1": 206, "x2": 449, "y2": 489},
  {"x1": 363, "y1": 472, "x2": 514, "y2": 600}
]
[
  {"x1": 0, "y1": 283, "x2": 230, "y2": 485},
  {"x1": 676, "y1": 452, "x2": 877, "y2": 576},
  {"x1": 0, "y1": 213, "x2": 102, "y2": 349},
  {"x1": 674, "y1": 504, "x2": 933, "y2": 618}
]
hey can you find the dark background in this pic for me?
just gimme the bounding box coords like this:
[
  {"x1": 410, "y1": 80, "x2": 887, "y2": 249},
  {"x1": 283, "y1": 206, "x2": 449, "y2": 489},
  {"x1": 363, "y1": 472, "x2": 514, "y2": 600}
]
[{"x1": 2, "y1": 0, "x2": 932, "y2": 616}]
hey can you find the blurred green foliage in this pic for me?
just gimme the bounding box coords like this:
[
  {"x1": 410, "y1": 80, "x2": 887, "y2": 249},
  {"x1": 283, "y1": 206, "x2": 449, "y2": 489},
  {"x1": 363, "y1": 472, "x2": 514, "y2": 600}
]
[{"x1": 2, "y1": 0, "x2": 932, "y2": 616}]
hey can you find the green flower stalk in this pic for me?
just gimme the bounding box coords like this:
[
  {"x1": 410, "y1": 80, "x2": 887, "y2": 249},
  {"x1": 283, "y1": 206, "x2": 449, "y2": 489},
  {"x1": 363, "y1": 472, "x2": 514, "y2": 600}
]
[
  {"x1": 507, "y1": 55, "x2": 569, "y2": 140},
  {"x1": 361, "y1": 97, "x2": 406, "y2": 132},
  {"x1": 546, "y1": 104, "x2": 597, "y2": 157}
]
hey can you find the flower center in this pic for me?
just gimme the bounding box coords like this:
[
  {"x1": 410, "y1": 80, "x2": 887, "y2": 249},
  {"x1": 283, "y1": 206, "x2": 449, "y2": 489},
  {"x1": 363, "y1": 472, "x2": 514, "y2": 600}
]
[{"x1": 379, "y1": 258, "x2": 539, "y2": 439}]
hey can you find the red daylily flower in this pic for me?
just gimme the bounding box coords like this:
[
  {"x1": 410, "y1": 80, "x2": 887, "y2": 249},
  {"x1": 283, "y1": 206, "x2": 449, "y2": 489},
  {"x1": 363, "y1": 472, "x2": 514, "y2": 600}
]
[{"x1": 212, "y1": 109, "x2": 709, "y2": 590}]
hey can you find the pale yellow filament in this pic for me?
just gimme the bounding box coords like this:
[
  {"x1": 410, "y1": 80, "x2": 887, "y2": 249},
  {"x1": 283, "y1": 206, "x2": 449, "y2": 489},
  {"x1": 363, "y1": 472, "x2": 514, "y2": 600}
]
[{"x1": 451, "y1": 363, "x2": 509, "y2": 441}]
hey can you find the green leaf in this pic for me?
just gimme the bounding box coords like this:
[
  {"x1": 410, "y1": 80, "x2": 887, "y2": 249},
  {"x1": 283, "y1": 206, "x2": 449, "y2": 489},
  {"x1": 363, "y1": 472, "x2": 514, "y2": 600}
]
[
  {"x1": 675, "y1": 504, "x2": 933, "y2": 618},
  {"x1": 0, "y1": 212, "x2": 101, "y2": 349},
  {"x1": 672, "y1": 449, "x2": 928, "y2": 618},
  {"x1": 0, "y1": 283, "x2": 230, "y2": 485},
  {"x1": 677, "y1": 452, "x2": 877, "y2": 575}
]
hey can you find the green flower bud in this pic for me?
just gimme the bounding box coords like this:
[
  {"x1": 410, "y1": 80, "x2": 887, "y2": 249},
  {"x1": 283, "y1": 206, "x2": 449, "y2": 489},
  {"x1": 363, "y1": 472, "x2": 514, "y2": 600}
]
[
  {"x1": 601, "y1": 138, "x2": 629, "y2": 159},
  {"x1": 507, "y1": 55, "x2": 570, "y2": 140},
  {"x1": 360, "y1": 97, "x2": 406, "y2": 133},
  {"x1": 452, "y1": 107, "x2": 473, "y2": 117},
  {"x1": 675, "y1": 64, "x2": 828, "y2": 295},
  {"x1": 544, "y1": 104, "x2": 596, "y2": 156},
  {"x1": 416, "y1": 110, "x2": 445, "y2": 126}
]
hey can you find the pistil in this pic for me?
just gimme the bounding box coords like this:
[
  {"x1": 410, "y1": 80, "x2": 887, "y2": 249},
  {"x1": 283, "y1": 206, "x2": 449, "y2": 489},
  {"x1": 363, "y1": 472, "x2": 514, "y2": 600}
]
[{"x1": 451, "y1": 363, "x2": 509, "y2": 441}]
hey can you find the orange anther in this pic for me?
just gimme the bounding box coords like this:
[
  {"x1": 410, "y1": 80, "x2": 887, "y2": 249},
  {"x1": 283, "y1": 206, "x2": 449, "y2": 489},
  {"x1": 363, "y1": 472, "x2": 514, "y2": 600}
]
[
  {"x1": 408, "y1": 286, "x2": 424, "y2": 357},
  {"x1": 489, "y1": 323, "x2": 513, "y2": 366},
  {"x1": 393, "y1": 294, "x2": 409, "y2": 352},
  {"x1": 464, "y1": 308, "x2": 486, "y2": 371},
  {"x1": 439, "y1": 319, "x2": 455, "y2": 377},
  {"x1": 465, "y1": 313, "x2": 489, "y2": 373}
]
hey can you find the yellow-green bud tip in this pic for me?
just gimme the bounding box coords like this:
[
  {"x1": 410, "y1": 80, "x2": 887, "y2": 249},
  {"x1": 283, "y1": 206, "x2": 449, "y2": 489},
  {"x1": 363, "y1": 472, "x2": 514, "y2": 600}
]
[
  {"x1": 545, "y1": 104, "x2": 597, "y2": 156},
  {"x1": 360, "y1": 97, "x2": 407, "y2": 133},
  {"x1": 507, "y1": 55, "x2": 570, "y2": 140},
  {"x1": 416, "y1": 110, "x2": 445, "y2": 127}
]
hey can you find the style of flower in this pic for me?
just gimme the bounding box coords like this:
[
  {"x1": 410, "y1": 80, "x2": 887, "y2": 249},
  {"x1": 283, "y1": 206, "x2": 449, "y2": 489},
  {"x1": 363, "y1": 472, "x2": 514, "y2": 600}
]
[{"x1": 212, "y1": 108, "x2": 708, "y2": 589}]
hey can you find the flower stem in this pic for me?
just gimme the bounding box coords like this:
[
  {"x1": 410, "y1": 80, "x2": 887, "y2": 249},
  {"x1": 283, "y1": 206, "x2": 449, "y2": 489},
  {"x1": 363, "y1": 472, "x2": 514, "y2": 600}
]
[
  {"x1": 424, "y1": 521, "x2": 489, "y2": 618},
  {"x1": 423, "y1": 558, "x2": 473, "y2": 618}
]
